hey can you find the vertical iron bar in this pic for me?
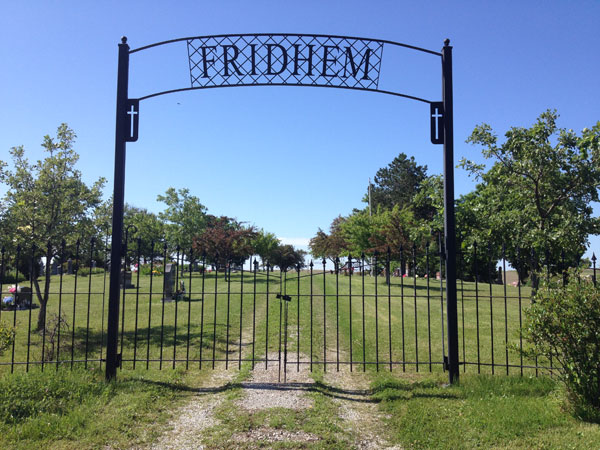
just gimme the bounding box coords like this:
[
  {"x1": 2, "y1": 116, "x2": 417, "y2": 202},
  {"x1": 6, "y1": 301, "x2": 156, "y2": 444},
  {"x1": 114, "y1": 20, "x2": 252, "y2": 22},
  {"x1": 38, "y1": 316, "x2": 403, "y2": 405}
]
[
  {"x1": 26, "y1": 245, "x2": 35, "y2": 372},
  {"x1": 502, "y1": 244, "x2": 509, "y2": 375},
  {"x1": 41, "y1": 242, "x2": 50, "y2": 372},
  {"x1": 426, "y1": 243, "x2": 432, "y2": 372},
  {"x1": 159, "y1": 243, "x2": 167, "y2": 370},
  {"x1": 71, "y1": 239, "x2": 80, "y2": 369},
  {"x1": 187, "y1": 248, "x2": 194, "y2": 370},
  {"x1": 146, "y1": 242, "x2": 155, "y2": 370},
  {"x1": 412, "y1": 245, "x2": 418, "y2": 372},
  {"x1": 85, "y1": 238, "x2": 95, "y2": 369},
  {"x1": 361, "y1": 253, "x2": 366, "y2": 372},
  {"x1": 106, "y1": 37, "x2": 130, "y2": 380},
  {"x1": 225, "y1": 260, "x2": 231, "y2": 370},
  {"x1": 439, "y1": 233, "x2": 445, "y2": 367},
  {"x1": 56, "y1": 241, "x2": 65, "y2": 371},
  {"x1": 348, "y1": 255, "x2": 353, "y2": 372},
  {"x1": 120, "y1": 228, "x2": 131, "y2": 365},
  {"x1": 133, "y1": 239, "x2": 141, "y2": 369},
  {"x1": 592, "y1": 254, "x2": 597, "y2": 286},
  {"x1": 488, "y1": 244, "x2": 494, "y2": 375},
  {"x1": 11, "y1": 246, "x2": 21, "y2": 374},
  {"x1": 374, "y1": 252, "x2": 379, "y2": 372},
  {"x1": 252, "y1": 259, "x2": 257, "y2": 370},
  {"x1": 474, "y1": 242, "x2": 480, "y2": 373},
  {"x1": 297, "y1": 264, "x2": 300, "y2": 371},
  {"x1": 100, "y1": 232, "x2": 109, "y2": 370},
  {"x1": 173, "y1": 247, "x2": 180, "y2": 370},
  {"x1": 400, "y1": 246, "x2": 406, "y2": 372},
  {"x1": 458, "y1": 238, "x2": 465, "y2": 373},
  {"x1": 442, "y1": 39, "x2": 459, "y2": 384},
  {"x1": 309, "y1": 260, "x2": 314, "y2": 371},
  {"x1": 199, "y1": 253, "x2": 206, "y2": 369},
  {"x1": 238, "y1": 257, "x2": 244, "y2": 370},
  {"x1": 387, "y1": 247, "x2": 392, "y2": 371},
  {"x1": 265, "y1": 262, "x2": 270, "y2": 370},
  {"x1": 517, "y1": 248, "x2": 523, "y2": 376},
  {"x1": 322, "y1": 258, "x2": 327, "y2": 372},
  {"x1": 278, "y1": 271, "x2": 283, "y2": 382},
  {"x1": 335, "y1": 257, "x2": 340, "y2": 371},
  {"x1": 212, "y1": 255, "x2": 219, "y2": 370}
]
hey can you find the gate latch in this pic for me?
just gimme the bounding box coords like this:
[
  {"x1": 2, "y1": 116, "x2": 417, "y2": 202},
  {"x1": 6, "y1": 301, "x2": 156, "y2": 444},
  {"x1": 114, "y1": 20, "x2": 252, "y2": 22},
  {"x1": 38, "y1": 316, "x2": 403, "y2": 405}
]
[
  {"x1": 443, "y1": 355, "x2": 449, "y2": 371},
  {"x1": 276, "y1": 294, "x2": 292, "y2": 302}
]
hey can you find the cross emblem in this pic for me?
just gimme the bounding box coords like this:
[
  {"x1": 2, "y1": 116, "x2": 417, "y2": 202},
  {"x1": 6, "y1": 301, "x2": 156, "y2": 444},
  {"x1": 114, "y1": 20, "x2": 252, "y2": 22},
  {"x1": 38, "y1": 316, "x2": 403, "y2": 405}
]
[
  {"x1": 125, "y1": 99, "x2": 139, "y2": 142},
  {"x1": 430, "y1": 102, "x2": 444, "y2": 145}
]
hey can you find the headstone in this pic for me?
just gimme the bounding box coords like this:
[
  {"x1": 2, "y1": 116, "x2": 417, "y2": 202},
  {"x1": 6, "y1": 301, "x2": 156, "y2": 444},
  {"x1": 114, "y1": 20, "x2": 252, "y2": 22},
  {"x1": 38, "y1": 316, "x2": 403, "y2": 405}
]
[
  {"x1": 436, "y1": 271, "x2": 441, "y2": 280},
  {"x1": 162, "y1": 263, "x2": 175, "y2": 301},
  {"x1": 67, "y1": 258, "x2": 73, "y2": 275},
  {"x1": 16, "y1": 287, "x2": 33, "y2": 309},
  {"x1": 91, "y1": 260, "x2": 97, "y2": 270},
  {"x1": 51, "y1": 260, "x2": 59, "y2": 276},
  {"x1": 120, "y1": 270, "x2": 135, "y2": 289}
]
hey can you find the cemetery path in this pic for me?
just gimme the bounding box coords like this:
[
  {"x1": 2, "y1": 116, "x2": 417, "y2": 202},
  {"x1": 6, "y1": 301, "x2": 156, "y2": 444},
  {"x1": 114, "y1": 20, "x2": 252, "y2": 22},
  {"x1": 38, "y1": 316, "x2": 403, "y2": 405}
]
[{"x1": 144, "y1": 352, "x2": 401, "y2": 449}]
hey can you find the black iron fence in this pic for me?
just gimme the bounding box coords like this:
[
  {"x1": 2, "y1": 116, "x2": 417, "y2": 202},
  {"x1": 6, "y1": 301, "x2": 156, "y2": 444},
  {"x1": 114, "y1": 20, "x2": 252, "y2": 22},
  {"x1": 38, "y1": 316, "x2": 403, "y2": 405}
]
[{"x1": 0, "y1": 237, "x2": 596, "y2": 377}]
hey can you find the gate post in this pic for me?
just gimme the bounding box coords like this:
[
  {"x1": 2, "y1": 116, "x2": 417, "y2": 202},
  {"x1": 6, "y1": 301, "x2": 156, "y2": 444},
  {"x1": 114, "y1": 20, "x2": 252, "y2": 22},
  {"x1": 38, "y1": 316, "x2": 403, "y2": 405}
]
[
  {"x1": 106, "y1": 37, "x2": 130, "y2": 381},
  {"x1": 442, "y1": 39, "x2": 459, "y2": 384}
]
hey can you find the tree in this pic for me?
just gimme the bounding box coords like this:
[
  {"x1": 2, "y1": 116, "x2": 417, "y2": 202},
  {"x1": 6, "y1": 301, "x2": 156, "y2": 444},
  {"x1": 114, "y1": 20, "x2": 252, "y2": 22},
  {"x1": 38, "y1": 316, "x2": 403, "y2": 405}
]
[
  {"x1": 157, "y1": 187, "x2": 208, "y2": 252},
  {"x1": 253, "y1": 229, "x2": 280, "y2": 269},
  {"x1": 192, "y1": 215, "x2": 256, "y2": 267},
  {"x1": 0, "y1": 124, "x2": 105, "y2": 330},
  {"x1": 268, "y1": 244, "x2": 306, "y2": 272},
  {"x1": 309, "y1": 216, "x2": 348, "y2": 263},
  {"x1": 367, "y1": 152, "x2": 429, "y2": 217},
  {"x1": 463, "y1": 110, "x2": 600, "y2": 285},
  {"x1": 123, "y1": 205, "x2": 165, "y2": 263}
]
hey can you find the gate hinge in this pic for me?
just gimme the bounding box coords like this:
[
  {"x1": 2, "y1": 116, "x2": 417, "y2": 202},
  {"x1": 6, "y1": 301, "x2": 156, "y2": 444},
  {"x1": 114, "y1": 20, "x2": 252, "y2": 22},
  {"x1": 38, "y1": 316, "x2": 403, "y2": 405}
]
[
  {"x1": 116, "y1": 353, "x2": 122, "y2": 369},
  {"x1": 276, "y1": 294, "x2": 292, "y2": 302},
  {"x1": 443, "y1": 355, "x2": 449, "y2": 371}
]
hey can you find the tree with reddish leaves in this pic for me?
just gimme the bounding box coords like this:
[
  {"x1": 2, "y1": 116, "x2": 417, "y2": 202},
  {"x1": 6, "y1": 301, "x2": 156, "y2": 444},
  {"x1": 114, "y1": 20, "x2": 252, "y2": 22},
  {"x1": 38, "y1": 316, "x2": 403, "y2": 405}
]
[{"x1": 192, "y1": 215, "x2": 256, "y2": 267}]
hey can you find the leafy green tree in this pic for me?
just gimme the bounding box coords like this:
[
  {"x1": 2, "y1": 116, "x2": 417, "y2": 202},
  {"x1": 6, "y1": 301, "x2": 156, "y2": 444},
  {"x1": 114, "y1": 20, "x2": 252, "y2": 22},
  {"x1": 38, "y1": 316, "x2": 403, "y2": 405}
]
[
  {"x1": 157, "y1": 187, "x2": 208, "y2": 252},
  {"x1": 309, "y1": 216, "x2": 348, "y2": 263},
  {"x1": 123, "y1": 205, "x2": 165, "y2": 263},
  {"x1": 463, "y1": 110, "x2": 600, "y2": 286},
  {"x1": 367, "y1": 153, "x2": 430, "y2": 217},
  {"x1": 0, "y1": 124, "x2": 105, "y2": 330},
  {"x1": 252, "y1": 229, "x2": 280, "y2": 269},
  {"x1": 268, "y1": 244, "x2": 306, "y2": 272}
]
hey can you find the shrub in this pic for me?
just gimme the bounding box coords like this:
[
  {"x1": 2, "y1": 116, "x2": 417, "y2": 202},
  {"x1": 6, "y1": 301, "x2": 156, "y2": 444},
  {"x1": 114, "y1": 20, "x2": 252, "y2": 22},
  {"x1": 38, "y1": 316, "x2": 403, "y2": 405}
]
[
  {"x1": 524, "y1": 270, "x2": 600, "y2": 421},
  {"x1": 0, "y1": 322, "x2": 15, "y2": 355}
]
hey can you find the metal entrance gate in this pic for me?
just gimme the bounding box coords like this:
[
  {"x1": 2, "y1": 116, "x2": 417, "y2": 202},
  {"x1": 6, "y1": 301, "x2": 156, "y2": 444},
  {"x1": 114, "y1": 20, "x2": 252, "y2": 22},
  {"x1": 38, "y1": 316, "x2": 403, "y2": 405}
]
[{"x1": 106, "y1": 33, "x2": 460, "y2": 382}]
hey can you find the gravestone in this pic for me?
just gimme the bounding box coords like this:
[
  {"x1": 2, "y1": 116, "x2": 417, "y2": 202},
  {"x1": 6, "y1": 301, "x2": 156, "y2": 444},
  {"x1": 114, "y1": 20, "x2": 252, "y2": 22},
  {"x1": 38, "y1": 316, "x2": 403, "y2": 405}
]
[
  {"x1": 91, "y1": 260, "x2": 97, "y2": 270},
  {"x1": 162, "y1": 264, "x2": 175, "y2": 302},
  {"x1": 51, "y1": 260, "x2": 59, "y2": 276},
  {"x1": 120, "y1": 269, "x2": 135, "y2": 289},
  {"x1": 67, "y1": 258, "x2": 73, "y2": 275},
  {"x1": 16, "y1": 287, "x2": 33, "y2": 309}
]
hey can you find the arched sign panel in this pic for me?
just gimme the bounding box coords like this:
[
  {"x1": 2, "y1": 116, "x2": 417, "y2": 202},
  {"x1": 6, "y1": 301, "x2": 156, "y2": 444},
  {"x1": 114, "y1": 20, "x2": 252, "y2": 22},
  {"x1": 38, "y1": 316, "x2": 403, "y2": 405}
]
[{"x1": 106, "y1": 34, "x2": 458, "y2": 384}]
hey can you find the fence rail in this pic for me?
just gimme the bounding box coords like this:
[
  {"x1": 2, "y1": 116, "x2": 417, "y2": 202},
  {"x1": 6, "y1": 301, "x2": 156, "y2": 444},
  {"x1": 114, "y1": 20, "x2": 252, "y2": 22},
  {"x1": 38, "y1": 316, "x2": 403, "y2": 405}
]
[{"x1": 0, "y1": 237, "x2": 596, "y2": 376}]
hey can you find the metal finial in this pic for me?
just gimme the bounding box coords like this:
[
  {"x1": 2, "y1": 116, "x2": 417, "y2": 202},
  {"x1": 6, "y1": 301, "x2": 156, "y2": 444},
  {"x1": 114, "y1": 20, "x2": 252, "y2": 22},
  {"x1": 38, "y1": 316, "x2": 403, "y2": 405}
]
[
  {"x1": 444, "y1": 38, "x2": 450, "y2": 46},
  {"x1": 121, "y1": 36, "x2": 128, "y2": 44}
]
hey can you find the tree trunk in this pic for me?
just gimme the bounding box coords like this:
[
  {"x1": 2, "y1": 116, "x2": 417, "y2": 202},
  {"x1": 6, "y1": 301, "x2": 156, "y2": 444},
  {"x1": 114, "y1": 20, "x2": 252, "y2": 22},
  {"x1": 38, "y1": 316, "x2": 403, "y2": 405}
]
[{"x1": 35, "y1": 248, "x2": 53, "y2": 331}]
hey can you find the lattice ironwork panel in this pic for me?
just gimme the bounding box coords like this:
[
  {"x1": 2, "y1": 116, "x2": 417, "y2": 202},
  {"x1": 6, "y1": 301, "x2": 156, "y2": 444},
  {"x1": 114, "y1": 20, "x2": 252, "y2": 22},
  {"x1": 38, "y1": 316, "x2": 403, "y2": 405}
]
[{"x1": 187, "y1": 34, "x2": 384, "y2": 90}]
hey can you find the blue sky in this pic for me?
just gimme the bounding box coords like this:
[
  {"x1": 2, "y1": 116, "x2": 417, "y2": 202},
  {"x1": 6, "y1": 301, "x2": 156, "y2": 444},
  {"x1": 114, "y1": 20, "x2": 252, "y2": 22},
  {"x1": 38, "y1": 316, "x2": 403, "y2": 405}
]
[{"x1": 1, "y1": 1, "x2": 599, "y2": 256}]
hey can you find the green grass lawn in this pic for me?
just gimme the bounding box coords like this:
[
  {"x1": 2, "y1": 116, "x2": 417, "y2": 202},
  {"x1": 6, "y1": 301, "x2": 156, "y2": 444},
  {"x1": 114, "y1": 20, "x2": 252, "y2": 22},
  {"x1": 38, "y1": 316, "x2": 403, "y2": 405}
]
[
  {"x1": 1, "y1": 269, "x2": 597, "y2": 448},
  {"x1": 1, "y1": 268, "x2": 540, "y2": 376}
]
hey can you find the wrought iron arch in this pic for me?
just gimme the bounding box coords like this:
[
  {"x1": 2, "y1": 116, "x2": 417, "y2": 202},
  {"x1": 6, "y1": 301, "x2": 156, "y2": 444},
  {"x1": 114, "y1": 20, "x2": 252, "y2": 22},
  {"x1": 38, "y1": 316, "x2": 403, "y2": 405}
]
[{"x1": 105, "y1": 34, "x2": 458, "y2": 385}]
